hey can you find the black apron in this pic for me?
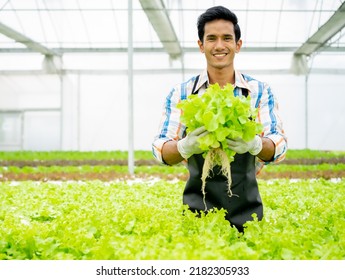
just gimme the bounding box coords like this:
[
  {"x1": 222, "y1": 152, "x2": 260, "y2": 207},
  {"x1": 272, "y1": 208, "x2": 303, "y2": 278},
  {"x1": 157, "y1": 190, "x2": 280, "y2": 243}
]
[{"x1": 182, "y1": 76, "x2": 263, "y2": 232}]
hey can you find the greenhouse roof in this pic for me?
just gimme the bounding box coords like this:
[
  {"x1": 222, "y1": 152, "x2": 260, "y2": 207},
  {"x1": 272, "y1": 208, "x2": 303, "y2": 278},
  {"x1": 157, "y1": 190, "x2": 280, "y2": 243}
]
[{"x1": 0, "y1": 0, "x2": 344, "y2": 57}]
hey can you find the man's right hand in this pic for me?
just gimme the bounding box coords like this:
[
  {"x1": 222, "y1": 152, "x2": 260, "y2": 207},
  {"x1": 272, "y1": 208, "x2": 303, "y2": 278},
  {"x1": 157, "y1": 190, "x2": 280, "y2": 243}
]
[{"x1": 177, "y1": 126, "x2": 209, "y2": 159}]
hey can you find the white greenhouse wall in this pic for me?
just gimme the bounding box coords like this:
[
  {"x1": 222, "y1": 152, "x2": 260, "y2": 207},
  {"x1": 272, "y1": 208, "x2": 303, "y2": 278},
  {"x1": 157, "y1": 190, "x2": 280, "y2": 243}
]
[
  {"x1": 1, "y1": 71, "x2": 345, "y2": 152},
  {"x1": 307, "y1": 74, "x2": 345, "y2": 151}
]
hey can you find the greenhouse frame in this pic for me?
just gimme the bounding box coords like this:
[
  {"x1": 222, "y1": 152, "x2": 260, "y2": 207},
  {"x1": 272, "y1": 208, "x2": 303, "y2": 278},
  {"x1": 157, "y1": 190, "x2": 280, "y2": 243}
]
[
  {"x1": 1, "y1": 0, "x2": 345, "y2": 172},
  {"x1": 1, "y1": 1, "x2": 345, "y2": 272}
]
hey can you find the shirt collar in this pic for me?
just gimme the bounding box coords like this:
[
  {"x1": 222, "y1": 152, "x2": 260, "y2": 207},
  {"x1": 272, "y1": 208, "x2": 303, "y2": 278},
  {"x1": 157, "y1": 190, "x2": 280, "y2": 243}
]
[
  {"x1": 194, "y1": 69, "x2": 251, "y2": 93},
  {"x1": 234, "y1": 70, "x2": 251, "y2": 92}
]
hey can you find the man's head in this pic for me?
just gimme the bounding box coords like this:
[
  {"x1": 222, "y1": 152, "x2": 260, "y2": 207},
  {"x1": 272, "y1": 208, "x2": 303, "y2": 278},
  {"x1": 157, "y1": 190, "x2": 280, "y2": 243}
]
[
  {"x1": 197, "y1": 6, "x2": 242, "y2": 73},
  {"x1": 197, "y1": 6, "x2": 241, "y2": 43}
]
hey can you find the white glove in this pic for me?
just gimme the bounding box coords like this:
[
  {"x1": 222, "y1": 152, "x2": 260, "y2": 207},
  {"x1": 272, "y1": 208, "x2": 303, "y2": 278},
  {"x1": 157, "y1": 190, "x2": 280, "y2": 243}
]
[
  {"x1": 226, "y1": 135, "x2": 262, "y2": 155},
  {"x1": 177, "y1": 126, "x2": 209, "y2": 159}
]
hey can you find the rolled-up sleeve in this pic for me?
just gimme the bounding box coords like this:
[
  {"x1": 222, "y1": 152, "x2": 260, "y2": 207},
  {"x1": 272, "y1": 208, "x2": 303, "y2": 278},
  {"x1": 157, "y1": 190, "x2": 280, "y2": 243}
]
[
  {"x1": 152, "y1": 86, "x2": 185, "y2": 164},
  {"x1": 256, "y1": 82, "x2": 287, "y2": 170}
]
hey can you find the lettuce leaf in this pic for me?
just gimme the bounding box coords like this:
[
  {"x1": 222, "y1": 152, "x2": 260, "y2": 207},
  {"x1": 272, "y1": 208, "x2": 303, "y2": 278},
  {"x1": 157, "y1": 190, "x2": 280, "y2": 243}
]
[{"x1": 177, "y1": 83, "x2": 263, "y2": 160}]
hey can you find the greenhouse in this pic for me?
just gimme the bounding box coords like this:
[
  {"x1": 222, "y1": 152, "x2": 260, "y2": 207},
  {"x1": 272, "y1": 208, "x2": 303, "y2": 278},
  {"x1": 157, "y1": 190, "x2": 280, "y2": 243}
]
[
  {"x1": 0, "y1": 0, "x2": 345, "y2": 274},
  {"x1": 1, "y1": 0, "x2": 344, "y2": 154}
]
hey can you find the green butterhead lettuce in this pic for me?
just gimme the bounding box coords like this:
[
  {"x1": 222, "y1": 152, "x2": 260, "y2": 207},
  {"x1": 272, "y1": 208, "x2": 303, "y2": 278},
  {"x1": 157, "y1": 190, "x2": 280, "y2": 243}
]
[
  {"x1": 177, "y1": 83, "x2": 263, "y2": 210},
  {"x1": 177, "y1": 82, "x2": 263, "y2": 161}
]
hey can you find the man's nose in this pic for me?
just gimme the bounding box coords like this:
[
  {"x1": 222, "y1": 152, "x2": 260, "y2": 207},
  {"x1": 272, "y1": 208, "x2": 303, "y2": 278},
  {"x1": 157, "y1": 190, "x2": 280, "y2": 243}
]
[{"x1": 214, "y1": 38, "x2": 225, "y2": 49}]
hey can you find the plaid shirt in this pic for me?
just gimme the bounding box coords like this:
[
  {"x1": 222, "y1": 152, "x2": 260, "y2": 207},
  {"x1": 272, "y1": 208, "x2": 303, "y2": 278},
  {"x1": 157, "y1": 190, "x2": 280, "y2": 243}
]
[{"x1": 152, "y1": 69, "x2": 287, "y2": 173}]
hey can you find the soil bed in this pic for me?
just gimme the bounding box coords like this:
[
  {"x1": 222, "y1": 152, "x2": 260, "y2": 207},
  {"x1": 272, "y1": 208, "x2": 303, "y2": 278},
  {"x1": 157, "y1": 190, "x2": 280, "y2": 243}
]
[
  {"x1": 1, "y1": 170, "x2": 344, "y2": 182},
  {"x1": 1, "y1": 157, "x2": 345, "y2": 167},
  {"x1": 1, "y1": 158, "x2": 344, "y2": 181}
]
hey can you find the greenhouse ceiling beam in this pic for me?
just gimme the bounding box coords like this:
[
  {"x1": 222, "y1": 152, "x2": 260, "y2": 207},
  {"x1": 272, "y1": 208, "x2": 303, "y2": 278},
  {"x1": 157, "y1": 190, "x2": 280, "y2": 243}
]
[
  {"x1": 294, "y1": 1, "x2": 345, "y2": 56},
  {"x1": 0, "y1": 22, "x2": 60, "y2": 57},
  {"x1": 2, "y1": 46, "x2": 345, "y2": 54},
  {"x1": 1, "y1": 68, "x2": 345, "y2": 76},
  {"x1": 139, "y1": 0, "x2": 182, "y2": 59}
]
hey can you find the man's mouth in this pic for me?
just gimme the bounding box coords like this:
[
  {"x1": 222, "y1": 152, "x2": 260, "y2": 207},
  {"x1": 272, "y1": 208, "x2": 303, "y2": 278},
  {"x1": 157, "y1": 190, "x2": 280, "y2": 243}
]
[{"x1": 213, "y1": 53, "x2": 227, "y2": 57}]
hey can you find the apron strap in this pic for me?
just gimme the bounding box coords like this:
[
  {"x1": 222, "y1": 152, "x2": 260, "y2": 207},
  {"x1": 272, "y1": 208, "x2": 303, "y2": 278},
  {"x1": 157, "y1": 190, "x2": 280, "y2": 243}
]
[
  {"x1": 192, "y1": 74, "x2": 249, "y2": 98},
  {"x1": 242, "y1": 87, "x2": 248, "y2": 97},
  {"x1": 191, "y1": 75, "x2": 200, "y2": 95}
]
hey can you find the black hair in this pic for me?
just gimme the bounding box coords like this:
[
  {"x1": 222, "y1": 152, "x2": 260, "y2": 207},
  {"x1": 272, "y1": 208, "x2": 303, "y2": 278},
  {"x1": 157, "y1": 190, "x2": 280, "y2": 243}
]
[{"x1": 197, "y1": 6, "x2": 241, "y2": 42}]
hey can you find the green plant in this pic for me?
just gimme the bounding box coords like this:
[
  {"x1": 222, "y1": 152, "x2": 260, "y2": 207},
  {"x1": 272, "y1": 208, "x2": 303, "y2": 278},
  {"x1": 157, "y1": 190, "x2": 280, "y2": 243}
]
[
  {"x1": 1, "y1": 173, "x2": 344, "y2": 260},
  {"x1": 177, "y1": 83, "x2": 262, "y2": 209}
]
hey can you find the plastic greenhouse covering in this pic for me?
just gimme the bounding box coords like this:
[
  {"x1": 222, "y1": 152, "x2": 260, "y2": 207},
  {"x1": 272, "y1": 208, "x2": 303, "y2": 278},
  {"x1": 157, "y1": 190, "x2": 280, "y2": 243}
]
[{"x1": 0, "y1": 0, "x2": 344, "y2": 154}]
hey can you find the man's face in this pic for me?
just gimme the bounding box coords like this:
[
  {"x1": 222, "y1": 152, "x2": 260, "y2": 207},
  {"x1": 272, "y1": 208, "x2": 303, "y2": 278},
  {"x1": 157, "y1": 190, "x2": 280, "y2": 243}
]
[{"x1": 198, "y1": 19, "x2": 242, "y2": 70}]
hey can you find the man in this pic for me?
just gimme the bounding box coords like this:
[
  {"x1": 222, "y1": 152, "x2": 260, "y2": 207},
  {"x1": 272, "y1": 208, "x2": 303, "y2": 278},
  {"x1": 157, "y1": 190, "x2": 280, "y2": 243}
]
[{"x1": 152, "y1": 6, "x2": 287, "y2": 232}]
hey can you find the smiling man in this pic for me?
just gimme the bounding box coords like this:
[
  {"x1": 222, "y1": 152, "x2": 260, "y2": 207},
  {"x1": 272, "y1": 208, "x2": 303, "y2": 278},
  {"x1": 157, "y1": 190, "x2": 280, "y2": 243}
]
[
  {"x1": 152, "y1": 6, "x2": 287, "y2": 232},
  {"x1": 198, "y1": 18, "x2": 240, "y2": 86}
]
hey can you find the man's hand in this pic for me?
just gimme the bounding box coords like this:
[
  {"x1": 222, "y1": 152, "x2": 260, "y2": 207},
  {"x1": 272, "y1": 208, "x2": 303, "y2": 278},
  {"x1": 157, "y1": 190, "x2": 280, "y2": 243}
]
[
  {"x1": 177, "y1": 126, "x2": 209, "y2": 159},
  {"x1": 226, "y1": 135, "x2": 263, "y2": 156}
]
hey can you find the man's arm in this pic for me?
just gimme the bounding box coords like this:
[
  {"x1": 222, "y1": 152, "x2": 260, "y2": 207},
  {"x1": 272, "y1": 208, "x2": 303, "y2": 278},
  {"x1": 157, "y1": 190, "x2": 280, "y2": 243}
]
[
  {"x1": 165, "y1": 134, "x2": 275, "y2": 165},
  {"x1": 162, "y1": 140, "x2": 184, "y2": 165},
  {"x1": 162, "y1": 126, "x2": 209, "y2": 165},
  {"x1": 257, "y1": 137, "x2": 275, "y2": 162},
  {"x1": 226, "y1": 81, "x2": 286, "y2": 163},
  {"x1": 258, "y1": 83, "x2": 287, "y2": 163}
]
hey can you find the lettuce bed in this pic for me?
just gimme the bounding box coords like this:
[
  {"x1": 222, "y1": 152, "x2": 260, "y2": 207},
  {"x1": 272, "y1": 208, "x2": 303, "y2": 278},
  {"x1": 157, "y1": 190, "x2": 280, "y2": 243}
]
[{"x1": 0, "y1": 178, "x2": 344, "y2": 260}]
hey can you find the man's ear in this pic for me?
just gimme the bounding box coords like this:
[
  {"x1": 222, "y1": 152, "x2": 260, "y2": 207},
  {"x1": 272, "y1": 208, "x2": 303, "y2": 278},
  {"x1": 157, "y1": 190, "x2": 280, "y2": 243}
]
[
  {"x1": 235, "y1": 39, "x2": 242, "y2": 53},
  {"x1": 198, "y1": 40, "x2": 204, "y2": 53}
]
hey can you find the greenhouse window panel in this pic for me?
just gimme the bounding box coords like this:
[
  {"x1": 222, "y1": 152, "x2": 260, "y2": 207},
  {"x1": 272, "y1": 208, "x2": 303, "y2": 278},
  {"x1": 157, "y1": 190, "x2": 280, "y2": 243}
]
[
  {"x1": 139, "y1": 0, "x2": 182, "y2": 59},
  {"x1": 294, "y1": 1, "x2": 345, "y2": 56}
]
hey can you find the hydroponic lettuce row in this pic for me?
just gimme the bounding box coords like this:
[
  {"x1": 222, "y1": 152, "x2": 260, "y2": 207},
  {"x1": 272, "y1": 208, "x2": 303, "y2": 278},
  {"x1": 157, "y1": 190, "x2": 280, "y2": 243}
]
[
  {"x1": 177, "y1": 83, "x2": 263, "y2": 209},
  {"x1": 0, "y1": 178, "x2": 344, "y2": 260}
]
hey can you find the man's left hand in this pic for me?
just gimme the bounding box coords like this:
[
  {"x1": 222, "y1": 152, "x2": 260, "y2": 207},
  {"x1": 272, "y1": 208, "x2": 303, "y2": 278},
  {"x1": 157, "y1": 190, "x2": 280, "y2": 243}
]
[{"x1": 226, "y1": 135, "x2": 263, "y2": 155}]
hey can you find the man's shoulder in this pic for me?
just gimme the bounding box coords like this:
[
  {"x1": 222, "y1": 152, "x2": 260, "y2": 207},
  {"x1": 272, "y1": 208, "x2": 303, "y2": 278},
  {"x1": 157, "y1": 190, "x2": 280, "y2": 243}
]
[
  {"x1": 171, "y1": 75, "x2": 198, "y2": 89},
  {"x1": 240, "y1": 72, "x2": 262, "y2": 84},
  {"x1": 181, "y1": 70, "x2": 207, "y2": 86},
  {"x1": 183, "y1": 75, "x2": 199, "y2": 85},
  {"x1": 175, "y1": 73, "x2": 203, "y2": 96},
  {"x1": 167, "y1": 75, "x2": 200, "y2": 100},
  {"x1": 236, "y1": 71, "x2": 271, "y2": 96}
]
